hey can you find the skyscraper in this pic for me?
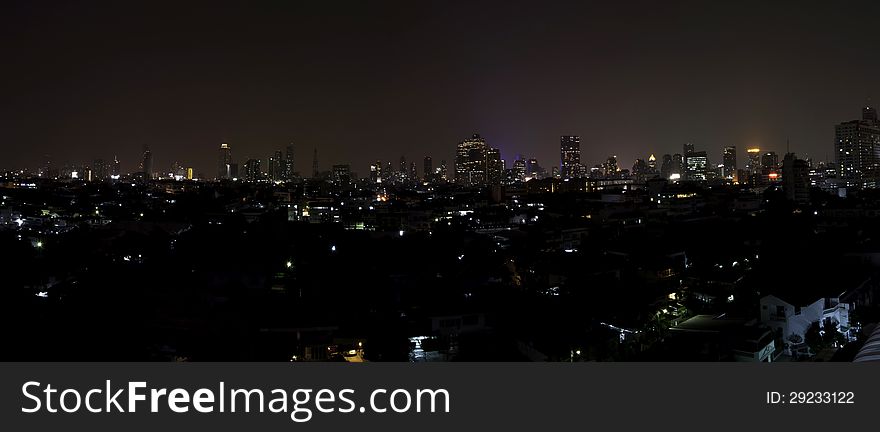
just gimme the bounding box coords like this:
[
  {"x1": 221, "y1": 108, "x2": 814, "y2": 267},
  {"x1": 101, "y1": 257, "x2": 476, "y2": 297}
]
[
  {"x1": 722, "y1": 146, "x2": 737, "y2": 181},
  {"x1": 783, "y1": 153, "x2": 810, "y2": 203},
  {"x1": 683, "y1": 142, "x2": 695, "y2": 156},
  {"x1": 423, "y1": 156, "x2": 432, "y2": 182},
  {"x1": 140, "y1": 146, "x2": 153, "y2": 180},
  {"x1": 487, "y1": 148, "x2": 503, "y2": 186},
  {"x1": 244, "y1": 159, "x2": 261, "y2": 182},
  {"x1": 333, "y1": 164, "x2": 351, "y2": 186},
  {"x1": 685, "y1": 151, "x2": 708, "y2": 181},
  {"x1": 284, "y1": 144, "x2": 295, "y2": 181},
  {"x1": 111, "y1": 156, "x2": 120, "y2": 179},
  {"x1": 312, "y1": 147, "x2": 319, "y2": 178},
  {"x1": 835, "y1": 106, "x2": 880, "y2": 188},
  {"x1": 268, "y1": 150, "x2": 283, "y2": 181},
  {"x1": 455, "y1": 133, "x2": 489, "y2": 186},
  {"x1": 513, "y1": 156, "x2": 527, "y2": 182},
  {"x1": 218, "y1": 143, "x2": 232, "y2": 180},
  {"x1": 560, "y1": 136, "x2": 581, "y2": 179}
]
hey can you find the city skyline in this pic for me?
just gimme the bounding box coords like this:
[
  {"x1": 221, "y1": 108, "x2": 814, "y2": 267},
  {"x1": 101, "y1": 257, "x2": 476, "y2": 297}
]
[{"x1": 5, "y1": 1, "x2": 880, "y2": 175}]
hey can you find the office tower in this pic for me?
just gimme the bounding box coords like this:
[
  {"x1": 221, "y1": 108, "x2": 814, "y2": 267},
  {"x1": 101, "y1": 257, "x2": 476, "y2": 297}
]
[
  {"x1": 602, "y1": 156, "x2": 619, "y2": 177},
  {"x1": 560, "y1": 136, "x2": 581, "y2": 179},
  {"x1": 186, "y1": 167, "x2": 194, "y2": 180},
  {"x1": 632, "y1": 158, "x2": 649, "y2": 182},
  {"x1": 672, "y1": 154, "x2": 684, "y2": 179},
  {"x1": 487, "y1": 148, "x2": 504, "y2": 186},
  {"x1": 333, "y1": 164, "x2": 351, "y2": 186},
  {"x1": 761, "y1": 152, "x2": 778, "y2": 171},
  {"x1": 410, "y1": 161, "x2": 417, "y2": 181},
  {"x1": 284, "y1": 144, "x2": 295, "y2": 181},
  {"x1": 783, "y1": 153, "x2": 810, "y2": 203},
  {"x1": 439, "y1": 160, "x2": 448, "y2": 181},
  {"x1": 111, "y1": 156, "x2": 121, "y2": 178},
  {"x1": 244, "y1": 159, "x2": 261, "y2": 182},
  {"x1": 722, "y1": 146, "x2": 737, "y2": 181},
  {"x1": 370, "y1": 161, "x2": 382, "y2": 184},
  {"x1": 399, "y1": 156, "x2": 407, "y2": 179},
  {"x1": 267, "y1": 150, "x2": 282, "y2": 181},
  {"x1": 218, "y1": 143, "x2": 233, "y2": 179},
  {"x1": 140, "y1": 146, "x2": 153, "y2": 179},
  {"x1": 455, "y1": 133, "x2": 489, "y2": 186},
  {"x1": 648, "y1": 154, "x2": 657, "y2": 172},
  {"x1": 683, "y1": 142, "x2": 695, "y2": 156},
  {"x1": 512, "y1": 156, "x2": 526, "y2": 182},
  {"x1": 660, "y1": 154, "x2": 673, "y2": 179},
  {"x1": 551, "y1": 166, "x2": 560, "y2": 179},
  {"x1": 91, "y1": 159, "x2": 109, "y2": 181},
  {"x1": 685, "y1": 151, "x2": 708, "y2": 181},
  {"x1": 312, "y1": 147, "x2": 319, "y2": 178},
  {"x1": 835, "y1": 106, "x2": 880, "y2": 188},
  {"x1": 423, "y1": 156, "x2": 432, "y2": 182},
  {"x1": 171, "y1": 161, "x2": 185, "y2": 179}
]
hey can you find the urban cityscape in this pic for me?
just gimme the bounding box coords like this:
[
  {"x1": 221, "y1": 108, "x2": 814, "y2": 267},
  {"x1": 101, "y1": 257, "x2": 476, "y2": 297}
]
[
  {"x1": 4, "y1": 1, "x2": 880, "y2": 363},
  {"x1": 3, "y1": 105, "x2": 880, "y2": 361}
]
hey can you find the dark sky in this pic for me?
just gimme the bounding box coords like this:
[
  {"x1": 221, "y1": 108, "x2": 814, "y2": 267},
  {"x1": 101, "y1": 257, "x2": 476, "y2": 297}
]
[{"x1": 3, "y1": 0, "x2": 880, "y2": 177}]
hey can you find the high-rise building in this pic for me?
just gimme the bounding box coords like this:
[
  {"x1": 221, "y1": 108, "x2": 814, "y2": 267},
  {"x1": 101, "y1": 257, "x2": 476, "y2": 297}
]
[
  {"x1": 560, "y1": 136, "x2": 581, "y2": 179},
  {"x1": 602, "y1": 156, "x2": 619, "y2": 177},
  {"x1": 370, "y1": 160, "x2": 383, "y2": 184},
  {"x1": 186, "y1": 167, "x2": 194, "y2": 180},
  {"x1": 111, "y1": 156, "x2": 121, "y2": 178},
  {"x1": 333, "y1": 164, "x2": 351, "y2": 186},
  {"x1": 268, "y1": 150, "x2": 283, "y2": 181},
  {"x1": 746, "y1": 148, "x2": 761, "y2": 173},
  {"x1": 312, "y1": 147, "x2": 319, "y2": 178},
  {"x1": 455, "y1": 133, "x2": 489, "y2": 186},
  {"x1": 140, "y1": 146, "x2": 153, "y2": 180},
  {"x1": 399, "y1": 156, "x2": 408, "y2": 179},
  {"x1": 512, "y1": 156, "x2": 527, "y2": 182},
  {"x1": 92, "y1": 159, "x2": 109, "y2": 181},
  {"x1": 660, "y1": 154, "x2": 673, "y2": 179},
  {"x1": 648, "y1": 154, "x2": 657, "y2": 172},
  {"x1": 835, "y1": 106, "x2": 880, "y2": 188},
  {"x1": 244, "y1": 159, "x2": 261, "y2": 182},
  {"x1": 685, "y1": 151, "x2": 708, "y2": 181},
  {"x1": 423, "y1": 156, "x2": 432, "y2": 182},
  {"x1": 409, "y1": 161, "x2": 417, "y2": 181},
  {"x1": 683, "y1": 142, "x2": 695, "y2": 156},
  {"x1": 722, "y1": 146, "x2": 737, "y2": 181},
  {"x1": 284, "y1": 144, "x2": 295, "y2": 180},
  {"x1": 783, "y1": 153, "x2": 810, "y2": 203},
  {"x1": 218, "y1": 143, "x2": 233, "y2": 180},
  {"x1": 487, "y1": 148, "x2": 504, "y2": 186},
  {"x1": 439, "y1": 160, "x2": 448, "y2": 181}
]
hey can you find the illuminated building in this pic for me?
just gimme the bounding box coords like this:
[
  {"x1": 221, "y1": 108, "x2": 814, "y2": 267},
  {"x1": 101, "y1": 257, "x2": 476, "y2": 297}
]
[
  {"x1": 186, "y1": 167, "x2": 193, "y2": 180},
  {"x1": 560, "y1": 135, "x2": 581, "y2": 179},
  {"x1": 244, "y1": 159, "x2": 261, "y2": 182},
  {"x1": 722, "y1": 146, "x2": 737, "y2": 181},
  {"x1": 218, "y1": 143, "x2": 233, "y2": 179},
  {"x1": 685, "y1": 151, "x2": 707, "y2": 181},
  {"x1": 333, "y1": 164, "x2": 351, "y2": 186},
  {"x1": 423, "y1": 156, "x2": 432, "y2": 182},
  {"x1": 487, "y1": 148, "x2": 503, "y2": 186},
  {"x1": 746, "y1": 147, "x2": 761, "y2": 175},
  {"x1": 835, "y1": 106, "x2": 880, "y2": 188},
  {"x1": 455, "y1": 133, "x2": 489, "y2": 186},
  {"x1": 284, "y1": 144, "x2": 295, "y2": 181},
  {"x1": 512, "y1": 156, "x2": 526, "y2": 182}
]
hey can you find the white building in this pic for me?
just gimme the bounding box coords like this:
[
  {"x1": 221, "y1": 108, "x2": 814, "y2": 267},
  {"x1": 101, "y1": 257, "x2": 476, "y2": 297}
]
[{"x1": 759, "y1": 294, "x2": 852, "y2": 356}]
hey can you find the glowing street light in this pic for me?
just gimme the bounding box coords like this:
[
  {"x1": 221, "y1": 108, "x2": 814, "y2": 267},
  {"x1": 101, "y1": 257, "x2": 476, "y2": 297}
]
[
  {"x1": 35, "y1": 241, "x2": 43, "y2": 248},
  {"x1": 286, "y1": 261, "x2": 293, "y2": 269}
]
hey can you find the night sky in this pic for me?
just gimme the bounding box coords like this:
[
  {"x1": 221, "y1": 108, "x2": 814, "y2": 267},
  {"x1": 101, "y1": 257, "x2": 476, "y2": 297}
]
[{"x1": 3, "y1": 0, "x2": 880, "y2": 177}]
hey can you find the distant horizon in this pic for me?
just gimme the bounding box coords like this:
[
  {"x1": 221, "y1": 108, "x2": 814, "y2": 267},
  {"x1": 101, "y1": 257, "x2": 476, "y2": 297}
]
[{"x1": 4, "y1": 1, "x2": 880, "y2": 176}]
